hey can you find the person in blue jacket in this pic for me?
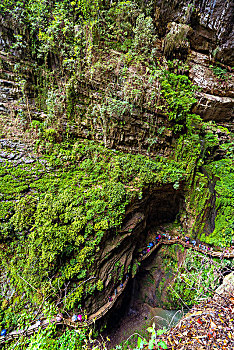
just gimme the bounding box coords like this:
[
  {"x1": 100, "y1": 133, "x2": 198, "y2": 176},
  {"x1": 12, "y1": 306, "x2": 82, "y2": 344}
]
[{"x1": 1, "y1": 329, "x2": 7, "y2": 337}]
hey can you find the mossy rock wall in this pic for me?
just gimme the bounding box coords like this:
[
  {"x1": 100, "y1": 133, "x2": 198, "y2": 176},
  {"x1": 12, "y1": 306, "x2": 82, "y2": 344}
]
[{"x1": 0, "y1": 1, "x2": 233, "y2": 338}]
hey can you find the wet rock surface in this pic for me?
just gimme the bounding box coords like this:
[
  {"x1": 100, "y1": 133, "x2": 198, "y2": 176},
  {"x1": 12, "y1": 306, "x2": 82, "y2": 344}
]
[
  {"x1": 1, "y1": 2, "x2": 233, "y2": 152},
  {"x1": 154, "y1": 0, "x2": 234, "y2": 65},
  {"x1": 188, "y1": 51, "x2": 234, "y2": 122},
  {"x1": 0, "y1": 139, "x2": 36, "y2": 166},
  {"x1": 193, "y1": 92, "x2": 233, "y2": 121}
]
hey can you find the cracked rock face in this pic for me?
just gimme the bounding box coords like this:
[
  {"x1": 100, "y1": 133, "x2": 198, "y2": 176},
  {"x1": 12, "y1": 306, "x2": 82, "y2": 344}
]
[
  {"x1": 0, "y1": 139, "x2": 36, "y2": 166},
  {"x1": 153, "y1": 0, "x2": 234, "y2": 65},
  {"x1": 195, "y1": 0, "x2": 234, "y2": 65},
  {"x1": 84, "y1": 185, "x2": 184, "y2": 315},
  {"x1": 188, "y1": 51, "x2": 234, "y2": 123},
  {"x1": 189, "y1": 52, "x2": 234, "y2": 98},
  {"x1": 193, "y1": 93, "x2": 233, "y2": 122},
  {"x1": 216, "y1": 272, "x2": 234, "y2": 294}
]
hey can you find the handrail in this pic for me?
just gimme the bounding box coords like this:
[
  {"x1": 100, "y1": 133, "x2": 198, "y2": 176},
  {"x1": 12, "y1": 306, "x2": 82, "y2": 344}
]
[
  {"x1": 1, "y1": 237, "x2": 233, "y2": 343},
  {"x1": 139, "y1": 238, "x2": 234, "y2": 262}
]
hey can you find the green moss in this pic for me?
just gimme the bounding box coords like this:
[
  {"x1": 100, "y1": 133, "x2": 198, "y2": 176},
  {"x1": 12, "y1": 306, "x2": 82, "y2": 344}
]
[
  {"x1": 163, "y1": 23, "x2": 191, "y2": 58},
  {"x1": 201, "y1": 150, "x2": 234, "y2": 247},
  {"x1": 188, "y1": 172, "x2": 211, "y2": 235},
  {"x1": 1, "y1": 2, "x2": 233, "y2": 343},
  {"x1": 0, "y1": 139, "x2": 187, "y2": 312}
]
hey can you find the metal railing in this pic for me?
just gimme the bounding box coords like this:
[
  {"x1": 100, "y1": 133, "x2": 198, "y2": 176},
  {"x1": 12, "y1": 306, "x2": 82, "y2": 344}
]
[{"x1": 1, "y1": 237, "x2": 233, "y2": 344}]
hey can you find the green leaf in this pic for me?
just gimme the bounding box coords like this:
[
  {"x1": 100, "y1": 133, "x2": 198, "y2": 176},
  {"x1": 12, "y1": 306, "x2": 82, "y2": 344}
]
[
  {"x1": 158, "y1": 340, "x2": 168, "y2": 349},
  {"x1": 147, "y1": 326, "x2": 154, "y2": 333},
  {"x1": 148, "y1": 338, "x2": 155, "y2": 349},
  {"x1": 157, "y1": 328, "x2": 166, "y2": 336},
  {"x1": 137, "y1": 337, "x2": 144, "y2": 348}
]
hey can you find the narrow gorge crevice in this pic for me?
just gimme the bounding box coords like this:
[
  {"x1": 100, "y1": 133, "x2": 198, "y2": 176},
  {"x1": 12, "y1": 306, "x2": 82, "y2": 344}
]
[{"x1": 83, "y1": 184, "x2": 185, "y2": 317}]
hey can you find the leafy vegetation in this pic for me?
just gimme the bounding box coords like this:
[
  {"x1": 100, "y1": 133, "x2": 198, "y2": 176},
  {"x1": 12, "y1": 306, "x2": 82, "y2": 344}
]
[
  {"x1": 209, "y1": 65, "x2": 230, "y2": 81},
  {"x1": 0, "y1": 0, "x2": 233, "y2": 349},
  {"x1": 0, "y1": 139, "x2": 187, "y2": 326},
  {"x1": 159, "y1": 245, "x2": 233, "y2": 309},
  {"x1": 4, "y1": 304, "x2": 104, "y2": 350},
  {"x1": 200, "y1": 143, "x2": 234, "y2": 247}
]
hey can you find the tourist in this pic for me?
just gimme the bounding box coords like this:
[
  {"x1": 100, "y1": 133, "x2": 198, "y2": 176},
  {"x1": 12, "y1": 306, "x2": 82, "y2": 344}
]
[
  {"x1": 1, "y1": 329, "x2": 7, "y2": 337},
  {"x1": 77, "y1": 315, "x2": 82, "y2": 321},
  {"x1": 191, "y1": 240, "x2": 196, "y2": 246},
  {"x1": 72, "y1": 315, "x2": 78, "y2": 322},
  {"x1": 56, "y1": 314, "x2": 63, "y2": 322},
  {"x1": 35, "y1": 320, "x2": 41, "y2": 327},
  {"x1": 120, "y1": 283, "x2": 123, "y2": 288},
  {"x1": 108, "y1": 296, "x2": 113, "y2": 302}
]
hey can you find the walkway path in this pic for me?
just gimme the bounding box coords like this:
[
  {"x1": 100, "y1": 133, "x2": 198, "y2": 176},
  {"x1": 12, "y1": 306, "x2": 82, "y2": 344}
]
[
  {"x1": 139, "y1": 237, "x2": 234, "y2": 262},
  {"x1": 0, "y1": 279, "x2": 129, "y2": 344},
  {"x1": 1, "y1": 236, "x2": 233, "y2": 344}
]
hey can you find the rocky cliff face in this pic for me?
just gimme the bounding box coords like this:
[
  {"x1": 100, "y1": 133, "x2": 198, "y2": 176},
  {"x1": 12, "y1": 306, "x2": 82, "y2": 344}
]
[
  {"x1": 189, "y1": 51, "x2": 234, "y2": 124},
  {"x1": 154, "y1": 0, "x2": 234, "y2": 126},
  {"x1": 0, "y1": 0, "x2": 233, "y2": 337},
  {"x1": 0, "y1": 1, "x2": 234, "y2": 146},
  {"x1": 153, "y1": 0, "x2": 234, "y2": 64},
  {"x1": 90, "y1": 185, "x2": 183, "y2": 313}
]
